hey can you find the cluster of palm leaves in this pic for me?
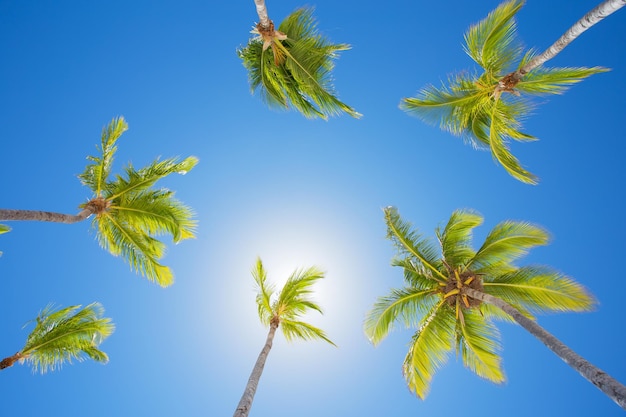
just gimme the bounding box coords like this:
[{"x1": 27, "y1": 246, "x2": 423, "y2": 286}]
[{"x1": 400, "y1": 0, "x2": 606, "y2": 184}]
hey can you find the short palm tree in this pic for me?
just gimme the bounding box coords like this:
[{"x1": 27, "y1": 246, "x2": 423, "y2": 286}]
[
  {"x1": 0, "y1": 117, "x2": 197, "y2": 286},
  {"x1": 400, "y1": 0, "x2": 619, "y2": 184},
  {"x1": 234, "y1": 258, "x2": 335, "y2": 417},
  {"x1": 238, "y1": 3, "x2": 360, "y2": 119},
  {"x1": 0, "y1": 302, "x2": 114, "y2": 373},
  {"x1": 365, "y1": 207, "x2": 626, "y2": 409}
]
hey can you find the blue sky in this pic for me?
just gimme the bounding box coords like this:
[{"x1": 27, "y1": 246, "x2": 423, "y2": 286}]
[{"x1": 1, "y1": 0, "x2": 625, "y2": 416}]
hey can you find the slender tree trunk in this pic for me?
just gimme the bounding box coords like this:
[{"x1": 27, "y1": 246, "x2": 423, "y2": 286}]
[
  {"x1": 233, "y1": 322, "x2": 278, "y2": 417},
  {"x1": 253, "y1": 0, "x2": 271, "y2": 29},
  {"x1": 0, "y1": 208, "x2": 93, "y2": 224},
  {"x1": 498, "y1": 0, "x2": 625, "y2": 90},
  {"x1": 464, "y1": 287, "x2": 626, "y2": 410}
]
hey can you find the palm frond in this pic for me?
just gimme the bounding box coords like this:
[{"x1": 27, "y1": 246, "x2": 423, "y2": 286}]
[
  {"x1": 280, "y1": 319, "x2": 335, "y2": 346},
  {"x1": 516, "y1": 58, "x2": 609, "y2": 95},
  {"x1": 437, "y1": 209, "x2": 483, "y2": 269},
  {"x1": 95, "y1": 214, "x2": 173, "y2": 286},
  {"x1": 464, "y1": 0, "x2": 524, "y2": 73},
  {"x1": 252, "y1": 258, "x2": 276, "y2": 325},
  {"x1": 392, "y1": 258, "x2": 443, "y2": 290},
  {"x1": 21, "y1": 303, "x2": 114, "y2": 373},
  {"x1": 457, "y1": 308, "x2": 505, "y2": 383},
  {"x1": 79, "y1": 117, "x2": 128, "y2": 196},
  {"x1": 238, "y1": 7, "x2": 359, "y2": 119},
  {"x1": 276, "y1": 266, "x2": 325, "y2": 318},
  {"x1": 469, "y1": 220, "x2": 548, "y2": 273},
  {"x1": 484, "y1": 265, "x2": 596, "y2": 314},
  {"x1": 364, "y1": 287, "x2": 440, "y2": 345},
  {"x1": 384, "y1": 207, "x2": 447, "y2": 282},
  {"x1": 402, "y1": 302, "x2": 456, "y2": 399},
  {"x1": 0, "y1": 224, "x2": 9, "y2": 257}
]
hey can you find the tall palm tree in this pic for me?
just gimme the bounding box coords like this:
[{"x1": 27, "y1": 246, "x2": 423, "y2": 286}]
[
  {"x1": 238, "y1": 5, "x2": 360, "y2": 119},
  {"x1": 365, "y1": 207, "x2": 626, "y2": 409},
  {"x1": 0, "y1": 303, "x2": 114, "y2": 373},
  {"x1": 234, "y1": 258, "x2": 335, "y2": 417},
  {"x1": 0, "y1": 117, "x2": 197, "y2": 286},
  {"x1": 401, "y1": 0, "x2": 616, "y2": 184}
]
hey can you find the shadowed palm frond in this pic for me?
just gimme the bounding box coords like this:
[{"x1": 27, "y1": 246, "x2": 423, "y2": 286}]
[
  {"x1": 252, "y1": 258, "x2": 276, "y2": 325},
  {"x1": 238, "y1": 7, "x2": 360, "y2": 119},
  {"x1": 280, "y1": 319, "x2": 336, "y2": 346},
  {"x1": 20, "y1": 303, "x2": 114, "y2": 373}
]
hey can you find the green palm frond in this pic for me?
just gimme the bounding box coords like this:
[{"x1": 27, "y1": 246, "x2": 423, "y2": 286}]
[
  {"x1": 280, "y1": 319, "x2": 336, "y2": 346},
  {"x1": 0, "y1": 224, "x2": 9, "y2": 257},
  {"x1": 392, "y1": 258, "x2": 442, "y2": 289},
  {"x1": 484, "y1": 266, "x2": 596, "y2": 314},
  {"x1": 364, "y1": 287, "x2": 440, "y2": 345},
  {"x1": 252, "y1": 258, "x2": 276, "y2": 325},
  {"x1": 457, "y1": 308, "x2": 505, "y2": 383},
  {"x1": 238, "y1": 7, "x2": 360, "y2": 119},
  {"x1": 276, "y1": 266, "x2": 325, "y2": 318},
  {"x1": 21, "y1": 303, "x2": 114, "y2": 373},
  {"x1": 516, "y1": 59, "x2": 609, "y2": 94},
  {"x1": 402, "y1": 302, "x2": 456, "y2": 399},
  {"x1": 464, "y1": 0, "x2": 524, "y2": 73},
  {"x1": 384, "y1": 207, "x2": 446, "y2": 282},
  {"x1": 437, "y1": 209, "x2": 482, "y2": 269},
  {"x1": 79, "y1": 117, "x2": 128, "y2": 195},
  {"x1": 469, "y1": 220, "x2": 549, "y2": 273},
  {"x1": 96, "y1": 214, "x2": 173, "y2": 286}
]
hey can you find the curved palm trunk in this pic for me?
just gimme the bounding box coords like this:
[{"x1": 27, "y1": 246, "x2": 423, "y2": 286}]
[
  {"x1": 499, "y1": 0, "x2": 625, "y2": 89},
  {"x1": 0, "y1": 352, "x2": 25, "y2": 370},
  {"x1": 464, "y1": 287, "x2": 626, "y2": 409},
  {"x1": 253, "y1": 0, "x2": 271, "y2": 29},
  {"x1": 233, "y1": 322, "x2": 278, "y2": 417},
  {"x1": 0, "y1": 208, "x2": 93, "y2": 224}
]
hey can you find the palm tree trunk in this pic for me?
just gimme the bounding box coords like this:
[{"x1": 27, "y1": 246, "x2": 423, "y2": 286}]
[
  {"x1": 233, "y1": 322, "x2": 278, "y2": 417},
  {"x1": 0, "y1": 208, "x2": 93, "y2": 223},
  {"x1": 253, "y1": 0, "x2": 271, "y2": 29},
  {"x1": 0, "y1": 352, "x2": 25, "y2": 370},
  {"x1": 464, "y1": 287, "x2": 626, "y2": 409},
  {"x1": 499, "y1": 0, "x2": 625, "y2": 89}
]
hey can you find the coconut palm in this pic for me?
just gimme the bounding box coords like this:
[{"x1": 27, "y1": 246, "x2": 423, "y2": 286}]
[
  {"x1": 0, "y1": 303, "x2": 114, "y2": 373},
  {"x1": 234, "y1": 258, "x2": 335, "y2": 417},
  {"x1": 400, "y1": 0, "x2": 618, "y2": 184},
  {"x1": 238, "y1": 5, "x2": 360, "y2": 119},
  {"x1": 0, "y1": 117, "x2": 197, "y2": 286},
  {"x1": 365, "y1": 207, "x2": 626, "y2": 409}
]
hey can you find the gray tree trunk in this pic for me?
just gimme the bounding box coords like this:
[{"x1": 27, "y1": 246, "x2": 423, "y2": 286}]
[
  {"x1": 0, "y1": 208, "x2": 93, "y2": 224},
  {"x1": 233, "y1": 323, "x2": 278, "y2": 417},
  {"x1": 464, "y1": 287, "x2": 626, "y2": 410},
  {"x1": 253, "y1": 0, "x2": 271, "y2": 29}
]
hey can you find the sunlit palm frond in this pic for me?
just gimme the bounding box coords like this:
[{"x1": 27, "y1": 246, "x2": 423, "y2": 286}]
[
  {"x1": 108, "y1": 189, "x2": 196, "y2": 243},
  {"x1": 252, "y1": 258, "x2": 276, "y2": 325},
  {"x1": 437, "y1": 209, "x2": 482, "y2": 269},
  {"x1": 238, "y1": 7, "x2": 359, "y2": 119},
  {"x1": 402, "y1": 302, "x2": 456, "y2": 399},
  {"x1": 95, "y1": 214, "x2": 173, "y2": 286},
  {"x1": 280, "y1": 319, "x2": 335, "y2": 346},
  {"x1": 484, "y1": 266, "x2": 596, "y2": 314},
  {"x1": 364, "y1": 287, "x2": 440, "y2": 345},
  {"x1": 392, "y1": 258, "x2": 441, "y2": 289},
  {"x1": 516, "y1": 60, "x2": 609, "y2": 95},
  {"x1": 276, "y1": 266, "x2": 325, "y2": 318},
  {"x1": 21, "y1": 303, "x2": 114, "y2": 373},
  {"x1": 457, "y1": 308, "x2": 505, "y2": 383},
  {"x1": 384, "y1": 207, "x2": 446, "y2": 282},
  {"x1": 464, "y1": 0, "x2": 524, "y2": 73},
  {"x1": 79, "y1": 117, "x2": 128, "y2": 196},
  {"x1": 469, "y1": 220, "x2": 548, "y2": 273}
]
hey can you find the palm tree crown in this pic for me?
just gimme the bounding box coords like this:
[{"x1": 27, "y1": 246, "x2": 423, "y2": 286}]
[
  {"x1": 365, "y1": 207, "x2": 595, "y2": 399},
  {"x1": 238, "y1": 7, "x2": 360, "y2": 120},
  {"x1": 0, "y1": 303, "x2": 114, "y2": 373},
  {"x1": 78, "y1": 117, "x2": 198, "y2": 286},
  {"x1": 400, "y1": 0, "x2": 606, "y2": 184}
]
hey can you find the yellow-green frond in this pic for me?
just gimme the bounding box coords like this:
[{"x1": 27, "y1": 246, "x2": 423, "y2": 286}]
[
  {"x1": 364, "y1": 287, "x2": 440, "y2": 345},
  {"x1": 252, "y1": 258, "x2": 276, "y2": 325},
  {"x1": 517, "y1": 62, "x2": 609, "y2": 95},
  {"x1": 280, "y1": 319, "x2": 335, "y2": 346},
  {"x1": 437, "y1": 209, "x2": 483, "y2": 269},
  {"x1": 484, "y1": 265, "x2": 596, "y2": 313},
  {"x1": 402, "y1": 302, "x2": 456, "y2": 399},
  {"x1": 457, "y1": 308, "x2": 505, "y2": 383}
]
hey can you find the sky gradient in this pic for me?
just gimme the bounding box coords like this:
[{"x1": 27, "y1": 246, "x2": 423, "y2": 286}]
[{"x1": 1, "y1": 1, "x2": 625, "y2": 416}]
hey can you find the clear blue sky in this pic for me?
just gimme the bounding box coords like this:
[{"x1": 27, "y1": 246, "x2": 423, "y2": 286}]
[{"x1": 1, "y1": 0, "x2": 625, "y2": 416}]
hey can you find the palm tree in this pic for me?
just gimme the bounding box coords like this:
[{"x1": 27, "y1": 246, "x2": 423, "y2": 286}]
[
  {"x1": 401, "y1": 0, "x2": 617, "y2": 184},
  {"x1": 238, "y1": 4, "x2": 360, "y2": 119},
  {"x1": 0, "y1": 303, "x2": 114, "y2": 373},
  {"x1": 365, "y1": 207, "x2": 626, "y2": 409},
  {"x1": 0, "y1": 117, "x2": 197, "y2": 287},
  {"x1": 234, "y1": 258, "x2": 335, "y2": 417}
]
